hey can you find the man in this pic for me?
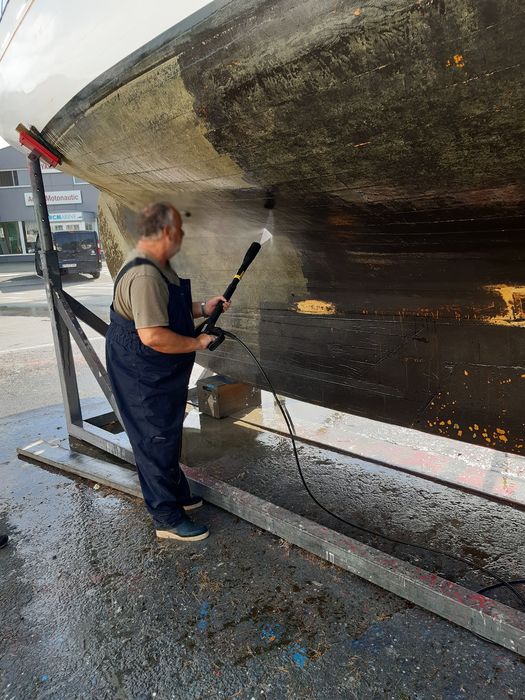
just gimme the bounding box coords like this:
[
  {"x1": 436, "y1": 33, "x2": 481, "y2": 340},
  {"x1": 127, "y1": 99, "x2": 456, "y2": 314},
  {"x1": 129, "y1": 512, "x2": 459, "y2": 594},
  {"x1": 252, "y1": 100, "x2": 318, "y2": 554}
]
[{"x1": 106, "y1": 202, "x2": 230, "y2": 542}]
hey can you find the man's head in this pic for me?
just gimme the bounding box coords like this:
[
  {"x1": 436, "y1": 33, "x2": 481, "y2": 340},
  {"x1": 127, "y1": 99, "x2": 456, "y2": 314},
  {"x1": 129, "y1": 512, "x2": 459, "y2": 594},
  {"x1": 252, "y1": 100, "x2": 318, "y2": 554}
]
[{"x1": 137, "y1": 202, "x2": 184, "y2": 258}]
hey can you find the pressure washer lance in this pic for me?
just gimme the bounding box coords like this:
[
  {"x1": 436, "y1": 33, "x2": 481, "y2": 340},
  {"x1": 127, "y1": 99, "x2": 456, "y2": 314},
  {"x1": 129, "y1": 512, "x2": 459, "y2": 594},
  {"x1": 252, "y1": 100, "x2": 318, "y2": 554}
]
[{"x1": 195, "y1": 233, "x2": 270, "y2": 350}]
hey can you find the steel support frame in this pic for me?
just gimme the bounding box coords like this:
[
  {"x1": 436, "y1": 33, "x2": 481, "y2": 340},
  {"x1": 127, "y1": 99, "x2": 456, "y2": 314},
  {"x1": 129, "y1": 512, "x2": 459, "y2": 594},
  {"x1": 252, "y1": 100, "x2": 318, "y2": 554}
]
[{"x1": 28, "y1": 154, "x2": 133, "y2": 462}]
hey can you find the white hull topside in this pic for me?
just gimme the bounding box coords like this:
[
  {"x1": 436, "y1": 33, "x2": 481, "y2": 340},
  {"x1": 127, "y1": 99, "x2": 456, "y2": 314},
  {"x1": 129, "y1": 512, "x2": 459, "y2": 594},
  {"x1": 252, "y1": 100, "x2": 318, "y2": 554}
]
[{"x1": 0, "y1": 0, "x2": 212, "y2": 148}]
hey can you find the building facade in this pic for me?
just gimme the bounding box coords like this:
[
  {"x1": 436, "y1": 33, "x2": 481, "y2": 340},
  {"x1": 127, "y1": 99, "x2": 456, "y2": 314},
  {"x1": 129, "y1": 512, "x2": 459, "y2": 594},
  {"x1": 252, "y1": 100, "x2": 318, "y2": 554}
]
[{"x1": 0, "y1": 145, "x2": 100, "y2": 262}]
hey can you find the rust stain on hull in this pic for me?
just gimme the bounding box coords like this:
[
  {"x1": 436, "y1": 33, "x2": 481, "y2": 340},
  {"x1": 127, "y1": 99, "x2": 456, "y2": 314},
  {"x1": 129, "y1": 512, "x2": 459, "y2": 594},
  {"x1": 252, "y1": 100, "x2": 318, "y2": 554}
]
[
  {"x1": 484, "y1": 285, "x2": 525, "y2": 327},
  {"x1": 295, "y1": 300, "x2": 337, "y2": 315}
]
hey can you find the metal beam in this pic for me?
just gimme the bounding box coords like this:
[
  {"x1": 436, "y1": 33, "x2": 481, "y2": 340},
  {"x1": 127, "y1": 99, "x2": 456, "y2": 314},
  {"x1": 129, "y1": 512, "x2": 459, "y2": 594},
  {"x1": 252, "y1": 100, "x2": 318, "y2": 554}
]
[
  {"x1": 53, "y1": 288, "x2": 123, "y2": 426},
  {"x1": 17, "y1": 439, "x2": 525, "y2": 658},
  {"x1": 68, "y1": 422, "x2": 135, "y2": 464},
  {"x1": 28, "y1": 155, "x2": 82, "y2": 429},
  {"x1": 62, "y1": 290, "x2": 109, "y2": 337},
  {"x1": 27, "y1": 154, "x2": 127, "y2": 460},
  {"x1": 223, "y1": 401, "x2": 525, "y2": 510}
]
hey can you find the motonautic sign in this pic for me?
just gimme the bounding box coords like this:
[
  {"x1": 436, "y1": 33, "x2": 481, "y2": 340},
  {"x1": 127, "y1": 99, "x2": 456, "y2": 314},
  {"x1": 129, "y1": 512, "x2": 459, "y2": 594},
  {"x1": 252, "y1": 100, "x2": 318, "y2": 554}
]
[{"x1": 24, "y1": 191, "x2": 82, "y2": 206}]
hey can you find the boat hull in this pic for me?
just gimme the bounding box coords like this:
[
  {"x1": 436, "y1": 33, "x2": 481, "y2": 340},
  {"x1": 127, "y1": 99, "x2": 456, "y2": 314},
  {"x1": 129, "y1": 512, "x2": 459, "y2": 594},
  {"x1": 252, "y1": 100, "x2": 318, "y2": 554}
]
[
  {"x1": 97, "y1": 190, "x2": 525, "y2": 455},
  {"x1": 5, "y1": 0, "x2": 525, "y2": 454}
]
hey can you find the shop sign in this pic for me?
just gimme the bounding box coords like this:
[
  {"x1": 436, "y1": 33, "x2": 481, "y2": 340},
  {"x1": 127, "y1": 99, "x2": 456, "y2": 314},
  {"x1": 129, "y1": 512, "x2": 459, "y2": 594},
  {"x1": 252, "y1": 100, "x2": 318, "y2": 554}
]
[
  {"x1": 48, "y1": 212, "x2": 84, "y2": 222},
  {"x1": 24, "y1": 190, "x2": 82, "y2": 206}
]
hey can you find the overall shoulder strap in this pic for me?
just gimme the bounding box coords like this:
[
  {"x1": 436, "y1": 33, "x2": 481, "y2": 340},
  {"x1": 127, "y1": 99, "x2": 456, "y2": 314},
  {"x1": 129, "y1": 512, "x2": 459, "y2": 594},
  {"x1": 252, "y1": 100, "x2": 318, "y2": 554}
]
[{"x1": 113, "y1": 257, "x2": 170, "y2": 295}]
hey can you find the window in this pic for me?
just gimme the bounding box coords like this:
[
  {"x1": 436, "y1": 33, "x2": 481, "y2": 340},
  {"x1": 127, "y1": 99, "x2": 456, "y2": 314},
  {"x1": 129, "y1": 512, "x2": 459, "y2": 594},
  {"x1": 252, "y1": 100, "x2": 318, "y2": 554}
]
[
  {"x1": 53, "y1": 231, "x2": 97, "y2": 252},
  {"x1": 23, "y1": 222, "x2": 39, "y2": 254},
  {"x1": 0, "y1": 222, "x2": 22, "y2": 254},
  {"x1": 0, "y1": 170, "x2": 19, "y2": 187}
]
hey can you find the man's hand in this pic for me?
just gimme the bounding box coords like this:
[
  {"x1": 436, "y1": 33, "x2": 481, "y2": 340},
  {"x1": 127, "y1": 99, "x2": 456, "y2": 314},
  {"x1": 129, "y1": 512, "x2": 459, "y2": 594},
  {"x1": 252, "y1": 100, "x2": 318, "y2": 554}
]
[
  {"x1": 138, "y1": 326, "x2": 215, "y2": 353},
  {"x1": 204, "y1": 296, "x2": 231, "y2": 316},
  {"x1": 195, "y1": 333, "x2": 215, "y2": 350}
]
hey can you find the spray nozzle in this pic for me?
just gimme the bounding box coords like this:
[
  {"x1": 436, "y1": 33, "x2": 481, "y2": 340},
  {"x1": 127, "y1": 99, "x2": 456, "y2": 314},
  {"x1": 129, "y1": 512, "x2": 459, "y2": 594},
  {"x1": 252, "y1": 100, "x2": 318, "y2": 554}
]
[{"x1": 259, "y1": 228, "x2": 272, "y2": 246}]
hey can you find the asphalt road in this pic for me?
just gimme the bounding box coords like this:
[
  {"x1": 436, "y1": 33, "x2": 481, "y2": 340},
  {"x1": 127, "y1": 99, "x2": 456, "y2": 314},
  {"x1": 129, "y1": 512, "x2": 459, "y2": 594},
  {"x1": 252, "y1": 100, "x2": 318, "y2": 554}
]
[{"x1": 0, "y1": 264, "x2": 112, "y2": 417}]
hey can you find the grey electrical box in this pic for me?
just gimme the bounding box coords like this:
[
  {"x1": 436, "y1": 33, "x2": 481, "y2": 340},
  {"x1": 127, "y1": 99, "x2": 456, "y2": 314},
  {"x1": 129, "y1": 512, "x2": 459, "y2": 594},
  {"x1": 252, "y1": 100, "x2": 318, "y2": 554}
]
[{"x1": 196, "y1": 374, "x2": 261, "y2": 419}]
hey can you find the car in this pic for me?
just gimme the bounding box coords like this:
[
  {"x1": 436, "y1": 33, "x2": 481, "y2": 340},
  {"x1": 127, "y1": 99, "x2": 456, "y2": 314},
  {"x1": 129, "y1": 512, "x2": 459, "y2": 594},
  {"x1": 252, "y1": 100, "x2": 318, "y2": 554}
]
[{"x1": 35, "y1": 230, "x2": 102, "y2": 278}]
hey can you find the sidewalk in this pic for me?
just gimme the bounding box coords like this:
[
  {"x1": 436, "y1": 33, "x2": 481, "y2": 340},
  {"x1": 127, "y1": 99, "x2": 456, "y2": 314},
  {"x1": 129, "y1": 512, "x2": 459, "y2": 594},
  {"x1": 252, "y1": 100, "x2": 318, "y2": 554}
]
[{"x1": 0, "y1": 260, "x2": 36, "y2": 277}]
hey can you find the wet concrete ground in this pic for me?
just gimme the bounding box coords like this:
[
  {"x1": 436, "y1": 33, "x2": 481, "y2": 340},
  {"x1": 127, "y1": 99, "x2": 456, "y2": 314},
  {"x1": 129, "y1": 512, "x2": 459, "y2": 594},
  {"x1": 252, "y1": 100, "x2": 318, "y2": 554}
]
[
  {"x1": 182, "y1": 402, "x2": 525, "y2": 597},
  {"x1": 2, "y1": 399, "x2": 525, "y2": 699}
]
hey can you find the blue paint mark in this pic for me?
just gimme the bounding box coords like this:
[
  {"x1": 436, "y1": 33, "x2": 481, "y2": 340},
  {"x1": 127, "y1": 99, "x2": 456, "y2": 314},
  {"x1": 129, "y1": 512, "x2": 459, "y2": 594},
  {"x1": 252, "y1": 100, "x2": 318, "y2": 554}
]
[
  {"x1": 40, "y1": 675, "x2": 49, "y2": 682},
  {"x1": 197, "y1": 602, "x2": 210, "y2": 632},
  {"x1": 260, "y1": 623, "x2": 285, "y2": 644},
  {"x1": 350, "y1": 623, "x2": 391, "y2": 653},
  {"x1": 443, "y1": 688, "x2": 467, "y2": 700},
  {"x1": 288, "y1": 643, "x2": 308, "y2": 668}
]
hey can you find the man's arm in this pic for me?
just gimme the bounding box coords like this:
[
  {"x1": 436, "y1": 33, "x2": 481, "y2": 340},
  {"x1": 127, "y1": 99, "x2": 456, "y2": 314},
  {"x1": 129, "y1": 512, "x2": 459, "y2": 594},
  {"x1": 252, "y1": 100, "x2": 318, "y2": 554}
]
[
  {"x1": 138, "y1": 326, "x2": 213, "y2": 353},
  {"x1": 128, "y1": 274, "x2": 212, "y2": 351}
]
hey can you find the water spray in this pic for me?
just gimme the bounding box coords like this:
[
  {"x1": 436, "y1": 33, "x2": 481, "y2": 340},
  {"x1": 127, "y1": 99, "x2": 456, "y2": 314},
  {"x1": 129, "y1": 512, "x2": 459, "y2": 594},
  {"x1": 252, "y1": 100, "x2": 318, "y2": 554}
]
[{"x1": 195, "y1": 191, "x2": 275, "y2": 350}]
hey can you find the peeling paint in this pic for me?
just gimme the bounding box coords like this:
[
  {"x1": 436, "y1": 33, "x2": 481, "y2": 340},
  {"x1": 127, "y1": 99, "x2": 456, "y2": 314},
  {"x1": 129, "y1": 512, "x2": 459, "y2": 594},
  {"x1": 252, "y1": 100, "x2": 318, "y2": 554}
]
[
  {"x1": 426, "y1": 413, "x2": 522, "y2": 452},
  {"x1": 295, "y1": 300, "x2": 337, "y2": 315},
  {"x1": 484, "y1": 285, "x2": 525, "y2": 326},
  {"x1": 446, "y1": 54, "x2": 465, "y2": 69}
]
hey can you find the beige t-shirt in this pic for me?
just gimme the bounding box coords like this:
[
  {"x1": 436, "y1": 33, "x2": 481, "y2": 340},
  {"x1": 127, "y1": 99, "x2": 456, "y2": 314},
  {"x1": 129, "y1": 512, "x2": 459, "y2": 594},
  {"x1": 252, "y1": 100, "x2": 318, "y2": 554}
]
[{"x1": 113, "y1": 250, "x2": 181, "y2": 328}]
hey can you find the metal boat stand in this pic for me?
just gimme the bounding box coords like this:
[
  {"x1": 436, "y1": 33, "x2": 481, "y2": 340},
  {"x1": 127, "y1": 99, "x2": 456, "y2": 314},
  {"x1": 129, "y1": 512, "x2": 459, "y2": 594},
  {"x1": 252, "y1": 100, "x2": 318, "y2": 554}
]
[
  {"x1": 27, "y1": 153, "x2": 134, "y2": 463},
  {"x1": 18, "y1": 154, "x2": 525, "y2": 657}
]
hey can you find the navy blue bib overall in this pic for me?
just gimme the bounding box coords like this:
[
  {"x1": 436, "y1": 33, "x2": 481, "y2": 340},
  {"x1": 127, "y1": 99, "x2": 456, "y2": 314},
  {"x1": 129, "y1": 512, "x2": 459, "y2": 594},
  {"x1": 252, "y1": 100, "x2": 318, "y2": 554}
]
[{"x1": 106, "y1": 258, "x2": 195, "y2": 527}]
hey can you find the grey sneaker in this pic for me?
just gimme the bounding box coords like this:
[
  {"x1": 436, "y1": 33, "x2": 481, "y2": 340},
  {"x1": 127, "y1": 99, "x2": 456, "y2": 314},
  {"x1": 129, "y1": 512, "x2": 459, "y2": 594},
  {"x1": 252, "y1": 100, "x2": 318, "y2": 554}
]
[{"x1": 156, "y1": 517, "x2": 209, "y2": 542}]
